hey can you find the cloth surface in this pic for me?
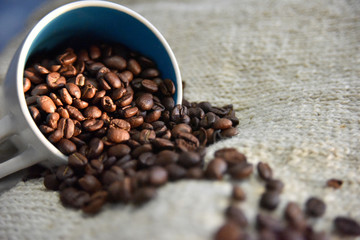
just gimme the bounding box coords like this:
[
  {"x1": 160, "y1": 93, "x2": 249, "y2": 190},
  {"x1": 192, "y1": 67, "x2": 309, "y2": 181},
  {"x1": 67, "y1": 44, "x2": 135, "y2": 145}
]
[{"x1": 0, "y1": 0, "x2": 359, "y2": 239}]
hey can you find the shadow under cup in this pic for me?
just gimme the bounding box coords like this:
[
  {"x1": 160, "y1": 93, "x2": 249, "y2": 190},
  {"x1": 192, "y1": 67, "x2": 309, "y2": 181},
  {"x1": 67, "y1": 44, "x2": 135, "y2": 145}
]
[{"x1": 0, "y1": 2, "x2": 182, "y2": 178}]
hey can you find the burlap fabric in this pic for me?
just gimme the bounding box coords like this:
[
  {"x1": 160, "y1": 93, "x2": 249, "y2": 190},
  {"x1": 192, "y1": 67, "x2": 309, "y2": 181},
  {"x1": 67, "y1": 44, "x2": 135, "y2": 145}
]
[{"x1": 0, "y1": 0, "x2": 359, "y2": 239}]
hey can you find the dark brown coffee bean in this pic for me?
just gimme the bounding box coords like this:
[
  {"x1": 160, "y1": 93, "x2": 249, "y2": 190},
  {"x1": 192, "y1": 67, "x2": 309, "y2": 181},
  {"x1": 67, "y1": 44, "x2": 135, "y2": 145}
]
[
  {"x1": 107, "y1": 144, "x2": 131, "y2": 158},
  {"x1": 123, "y1": 106, "x2": 138, "y2": 118},
  {"x1": 161, "y1": 97, "x2": 175, "y2": 111},
  {"x1": 48, "y1": 129, "x2": 63, "y2": 143},
  {"x1": 214, "y1": 148, "x2": 246, "y2": 166},
  {"x1": 131, "y1": 144, "x2": 152, "y2": 158},
  {"x1": 141, "y1": 79, "x2": 158, "y2": 92},
  {"x1": 65, "y1": 83, "x2": 81, "y2": 99},
  {"x1": 46, "y1": 72, "x2": 66, "y2": 89},
  {"x1": 57, "y1": 139, "x2": 77, "y2": 155},
  {"x1": 78, "y1": 175, "x2": 102, "y2": 193},
  {"x1": 46, "y1": 112, "x2": 60, "y2": 129},
  {"x1": 103, "y1": 55, "x2": 126, "y2": 70},
  {"x1": 110, "y1": 119, "x2": 131, "y2": 131},
  {"x1": 60, "y1": 187, "x2": 90, "y2": 208},
  {"x1": 111, "y1": 87, "x2": 126, "y2": 100},
  {"x1": 59, "y1": 87, "x2": 73, "y2": 105},
  {"x1": 205, "y1": 158, "x2": 227, "y2": 180},
  {"x1": 88, "y1": 138, "x2": 104, "y2": 158},
  {"x1": 23, "y1": 78, "x2": 31, "y2": 93},
  {"x1": 149, "y1": 166, "x2": 168, "y2": 186},
  {"x1": 213, "y1": 118, "x2": 233, "y2": 130},
  {"x1": 141, "y1": 68, "x2": 159, "y2": 78},
  {"x1": 85, "y1": 159, "x2": 104, "y2": 176},
  {"x1": 72, "y1": 98, "x2": 89, "y2": 109},
  {"x1": 228, "y1": 162, "x2": 253, "y2": 180},
  {"x1": 334, "y1": 217, "x2": 360, "y2": 236},
  {"x1": 151, "y1": 138, "x2": 174, "y2": 150},
  {"x1": 214, "y1": 221, "x2": 243, "y2": 240},
  {"x1": 83, "y1": 106, "x2": 102, "y2": 119},
  {"x1": 266, "y1": 179, "x2": 284, "y2": 192},
  {"x1": 144, "y1": 110, "x2": 162, "y2": 123},
  {"x1": 279, "y1": 229, "x2": 304, "y2": 240},
  {"x1": 68, "y1": 152, "x2": 88, "y2": 169},
  {"x1": 136, "y1": 93, "x2": 153, "y2": 111},
  {"x1": 102, "y1": 166, "x2": 125, "y2": 186},
  {"x1": 154, "y1": 150, "x2": 178, "y2": 166},
  {"x1": 108, "y1": 178, "x2": 132, "y2": 203},
  {"x1": 165, "y1": 164, "x2": 187, "y2": 181},
  {"x1": 81, "y1": 84, "x2": 97, "y2": 99},
  {"x1": 127, "y1": 115, "x2": 144, "y2": 128},
  {"x1": 256, "y1": 214, "x2": 283, "y2": 232},
  {"x1": 34, "y1": 63, "x2": 49, "y2": 74},
  {"x1": 220, "y1": 127, "x2": 238, "y2": 138},
  {"x1": 171, "y1": 123, "x2": 192, "y2": 137},
  {"x1": 305, "y1": 197, "x2": 326, "y2": 217},
  {"x1": 73, "y1": 73, "x2": 86, "y2": 86},
  {"x1": 58, "y1": 49, "x2": 77, "y2": 65},
  {"x1": 326, "y1": 178, "x2": 343, "y2": 189},
  {"x1": 104, "y1": 72, "x2": 122, "y2": 89},
  {"x1": 107, "y1": 127, "x2": 130, "y2": 143},
  {"x1": 257, "y1": 162, "x2": 273, "y2": 181},
  {"x1": 96, "y1": 66, "x2": 110, "y2": 79},
  {"x1": 82, "y1": 119, "x2": 104, "y2": 132},
  {"x1": 117, "y1": 70, "x2": 133, "y2": 87},
  {"x1": 50, "y1": 93, "x2": 63, "y2": 107},
  {"x1": 55, "y1": 165, "x2": 74, "y2": 181},
  {"x1": 259, "y1": 191, "x2": 280, "y2": 210},
  {"x1": 284, "y1": 202, "x2": 307, "y2": 231},
  {"x1": 185, "y1": 167, "x2": 204, "y2": 179},
  {"x1": 232, "y1": 185, "x2": 246, "y2": 201},
  {"x1": 127, "y1": 59, "x2": 141, "y2": 75},
  {"x1": 178, "y1": 151, "x2": 201, "y2": 168},
  {"x1": 175, "y1": 132, "x2": 200, "y2": 152},
  {"x1": 37, "y1": 95, "x2": 56, "y2": 113},
  {"x1": 29, "y1": 106, "x2": 41, "y2": 123},
  {"x1": 225, "y1": 205, "x2": 248, "y2": 227},
  {"x1": 82, "y1": 195, "x2": 106, "y2": 214},
  {"x1": 138, "y1": 152, "x2": 156, "y2": 167},
  {"x1": 44, "y1": 174, "x2": 60, "y2": 190},
  {"x1": 99, "y1": 96, "x2": 116, "y2": 112},
  {"x1": 159, "y1": 79, "x2": 175, "y2": 96},
  {"x1": 89, "y1": 45, "x2": 101, "y2": 59},
  {"x1": 116, "y1": 92, "x2": 133, "y2": 107},
  {"x1": 133, "y1": 187, "x2": 157, "y2": 205},
  {"x1": 59, "y1": 118, "x2": 75, "y2": 139},
  {"x1": 171, "y1": 104, "x2": 188, "y2": 123},
  {"x1": 139, "y1": 129, "x2": 156, "y2": 144},
  {"x1": 39, "y1": 125, "x2": 54, "y2": 134}
]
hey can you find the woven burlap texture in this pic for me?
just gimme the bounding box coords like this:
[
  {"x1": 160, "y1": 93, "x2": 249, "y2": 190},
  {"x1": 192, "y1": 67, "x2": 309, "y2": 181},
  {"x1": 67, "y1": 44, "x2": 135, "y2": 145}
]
[{"x1": 0, "y1": 0, "x2": 359, "y2": 239}]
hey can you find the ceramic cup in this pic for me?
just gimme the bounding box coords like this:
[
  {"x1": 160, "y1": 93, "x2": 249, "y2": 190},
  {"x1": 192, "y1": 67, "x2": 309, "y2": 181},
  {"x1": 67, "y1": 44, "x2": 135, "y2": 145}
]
[{"x1": 0, "y1": 0, "x2": 182, "y2": 178}]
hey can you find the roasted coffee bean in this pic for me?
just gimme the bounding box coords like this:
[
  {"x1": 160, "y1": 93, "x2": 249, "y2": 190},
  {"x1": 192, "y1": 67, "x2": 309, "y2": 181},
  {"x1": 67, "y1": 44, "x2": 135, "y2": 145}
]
[
  {"x1": 266, "y1": 179, "x2": 284, "y2": 192},
  {"x1": 68, "y1": 152, "x2": 88, "y2": 169},
  {"x1": 144, "y1": 110, "x2": 162, "y2": 123},
  {"x1": 131, "y1": 144, "x2": 152, "y2": 158},
  {"x1": 58, "y1": 49, "x2": 77, "y2": 65},
  {"x1": 171, "y1": 123, "x2": 192, "y2": 137},
  {"x1": 214, "y1": 221, "x2": 243, "y2": 240},
  {"x1": 104, "y1": 72, "x2": 122, "y2": 89},
  {"x1": 305, "y1": 197, "x2": 326, "y2": 217},
  {"x1": 59, "y1": 87, "x2": 73, "y2": 105},
  {"x1": 37, "y1": 95, "x2": 56, "y2": 113},
  {"x1": 24, "y1": 68, "x2": 43, "y2": 84},
  {"x1": 213, "y1": 118, "x2": 233, "y2": 130},
  {"x1": 178, "y1": 151, "x2": 201, "y2": 168},
  {"x1": 127, "y1": 115, "x2": 144, "y2": 128},
  {"x1": 58, "y1": 118, "x2": 75, "y2": 139},
  {"x1": 138, "y1": 152, "x2": 156, "y2": 167},
  {"x1": 284, "y1": 202, "x2": 307, "y2": 231},
  {"x1": 82, "y1": 119, "x2": 104, "y2": 132},
  {"x1": 141, "y1": 79, "x2": 158, "y2": 92},
  {"x1": 65, "y1": 83, "x2": 81, "y2": 98},
  {"x1": 110, "y1": 119, "x2": 131, "y2": 131},
  {"x1": 117, "y1": 70, "x2": 133, "y2": 87},
  {"x1": 82, "y1": 191, "x2": 107, "y2": 214},
  {"x1": 55, "y1": 165, "x2": 74, "y2": 181},
  {"x1": 133, "y1": 187, "x2": 157, "y2": 205},
  {"x1": 107, "y1": 144, "x2": 131, "y2": 158},
  {"x1": 87, "y1": 138, "x2": 104, "y2": 158},
  {"x1": 259, "y1": 191, "x2": 280, "y2": 210},
  {"x1": 78, "y1": 174, "x2": 102, "y2": 193},
  {"x1": 232, "y1": 185, "x2": 246, "y2": 201},
  {"x1": 99, "y1": 96, "x2": 116, "y2": 112},
  {"x1": 220, "y1": 127, "x2": 238, "y2": 138},
  {"x1": 60, "y1": 187, "x2": 90, "y2": 208},
  {"x1": 159, "y1": 78, "x2": 175, "y2": 96},
  {"x1": 23, "y1": 78, "x2": 31, "y2": 93},
  {"x1": 165, "y1": 164, "x2": 187, "y2": 181},
  {"x1": 197, "y1": 101, "x2": 213, "y2": 112},
  {"x1": 127, "y1": 59, "x2": 141, "y2": 75},
  {"x1": 334, "y1": 217, "x2": 360, "y2": 236},
  {"x1": 34, "y1": 63, "x2": 49, "y2": 74},
  {"x1": 46, "y1": 112, "x2": 60, "y2": 129},
  {"x1": 39, "y1": 125, "x2": 54, "y2": 134},
  {"x1": 31, "y1": 83, "x2": 49, "y2": 96},
  {"x1": 257, "y1": 162, "x2": 273, "y2": 181},
  {"x1": 151, "y1": 138, "x2": 174, "y2": 150},
  {"x1": 256, "y1": 214, "x2": 283, "y2": 232},
  {"x1": 46, "y1": 72, "x2": 66, "y2": 89},
  {"x1": 214, "y1": 148, "x2": 246, "y2": 166},
  {"x1": 228, "y1": 162, "x2": 253, "y2": 180},
  {"x1": 81, "y1": 84, "x2": 97, "y2": 99},
  {"x1": 57, "y1": 139, "x2": 77, "y2": 155},
  {"x1": 89, "y1": 45, "x2": 101, "y2": 59},
  {"x1": 48, "y1": 129, "x2": 63, "y2": 143},
  {"x1": 85, "y1": 159, "x2": 104, "y2": 176},
  {"x1": 84, "y1": 106, "x2": 102, "y2": 119},
  {"x1": 72, "y1": 98, "x2": 89, "y2": 109},
  {"x1": 104, "y1": 55, "x2": 127, "y2": 70},
  {"x1": 326, "y1": 178, "x2": 343, "y2": 189},
  {"x1": 66, "y1": 105, "x2": 85, "y2": 121},
  {"x1": 111, "y1": 87, "x2": 126, "y2": 100},
  {"x1": 107, "y1": 127, "x2": 130, "y2": 143},
  {"x1": 205, "y1": 158, "x2": 227, "y2": 180},
  {"x1": 149, "y1": 166, "x2": 168, "y2": 186},
  {"x1": 136, "y1": 93, "x2": 153, "y2": 111},
  {"x1": 139, "y1": 129, "x2": 156, "y2": 144},
  {"x1": 102, "y1": 166, "x2": 125, "y2": 186},
  {"x1": 108, "y1": 178, "x2": 132, "y2": 203},
  {"x1": 123, "y1": 106, "x2": 138, "y2": 118},
  {"x1": 29, "y1": 106, "x2": 41, "y2": 123},
  {"x1": 116, "y1": 92, "x2": 133, "y2": 107},
  {"x1": 50, "y1": 93, "x2": 63, "y2": 107},
  {"x1": 225, "y1": 205, "x2": 248, "y2": 227},
  {"x1": 161, "y1": 97, "x2": 175, "y2": 111},
  {"x1": 141, "y1": 68, "x2": 159, "y2": 78},
  {"x1": 44, "y1": 174, "x2": 60, "y2": 190},
  {"x1": 185, "y1": 167, "x2": 204, "y2": 179}
]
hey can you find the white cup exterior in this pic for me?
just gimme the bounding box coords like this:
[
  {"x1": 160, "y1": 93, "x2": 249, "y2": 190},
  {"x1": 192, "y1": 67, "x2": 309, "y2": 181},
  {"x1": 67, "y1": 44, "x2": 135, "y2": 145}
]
[{"x1": 0, "y1": 0, "x2": 182, "y2": 178}]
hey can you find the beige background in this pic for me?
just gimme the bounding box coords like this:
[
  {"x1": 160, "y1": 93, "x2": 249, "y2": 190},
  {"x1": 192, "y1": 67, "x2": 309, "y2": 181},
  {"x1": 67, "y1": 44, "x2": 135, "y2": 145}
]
[{"x1": 0, "y1": 0, "x2": 359, "y2": 239}]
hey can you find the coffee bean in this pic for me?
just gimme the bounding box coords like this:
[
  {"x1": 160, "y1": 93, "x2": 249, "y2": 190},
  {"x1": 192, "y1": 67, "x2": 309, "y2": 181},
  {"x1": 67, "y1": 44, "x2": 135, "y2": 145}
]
[
  {"x1": 107, "y1": 127, "x2": 130, "y2": 143},
  {"x1": 185, "y1": 167, "x2": 204, "y2": 179},
  {"x1": 133, "y1": 187, "x2": 157, "y2": 205},
  {"x1": 141, "y1": 79, "x2": 158, "y2": 92},
  {"x1": 127, "y1": 59, "x2": 141, "y2": 75},
  {"x1": 37, "y1": 95, "x2": 56, "y2": 113},
  {"x1": 259, "y1": 191, "x2": 280, "y2": 210},
  {"x1": 84, "y1": 106, "x2": 102, "y2": 119},
  {"x1": 305, "y1": 197, "x2": 326, "y2": 217},
  {"x1": 138, "y1": 152, "x2": 156, "y2": 167},
  {"x1": 60, "y1": 187, "x2": 90, "y2": 208},
  {"x1": 66, "y1": 105, "x2": 85, "y2": 121},
  {"x1": 136, "y1": 93, "x2": 153, "y2": 111},
  {"x1": 88, "y1": 138, "x2": 104, "y2": 158},
  {"x1": 214, "y1": 221, "x2": 243, "y2": 240},
  {"x1": 59, "y1": 87, "x2": 73, "y2": 105},
  {"x1": 23, "y1": 78, "x2": 31, "y2": 93},
  {"x1": 257, "y1": 162, "x2": 273, "y2": 181},
  {"x1": 326, "y1": 178, "x2": 343, "y2": 189},
  {"x1": 82, "y1": 194, "x2": 106, "y2": 214},
  {"x1": 178, "y1": 151, "x2": 201, "y2": 168},
  {"x1": 104, "y1": 56, "x2": 127, "y2": 70},
  {"x1": 68, "y1": 152, "x2": 88, "y2": 169},
  {"x1": 29, "y1": 106, "x2": 41, "y2": 123},
  {"x1": 81, "y1": 84, "x2": 97, "y2": 99},
  {"x1": 102, "y1": 166, "x2": 125, "y2": 186},
  {"x1": 228, "y1": 162, "x2": 253, "y2": 180},
  {"x1": 116, "y1": 92, "x2": 133, "y2": 107},
  {"x1": 123, "y1": 106, "x2": 138, "y2": 118},
  {"x1": 284, "y1": 202, "x2": 307, "y2": 232},
  {"x1": 82, "y1": 119, "x2": 104, "y2": 132},
  {"x1": 85, "y1": 159, "x2": 104, "y2": 176},
  {"x1": 232, "y1": 185, "x2": 246, "y2": 201},
  {"x1": 165, "y1": 164, "x2": 187, "y2": 181},
  {"x1": 57, "y1": 139, "x2": 77, "y2": 155},
  {"x1": 149, "y1": 166, "x2": 168, "y2": 186},
  {"x1": 58, "y1": 49, "x2": 77, "y2": 65},
  {"x1": 39, "y1": 125, "x2": 54, "y2": 134},
  {"x1": 214, "y1": 148, "x2": 246, "y2": 166},
  {"x1": 265, "y1": 179, "x2": 284, "y2": 192},
  {"x1": 334, "y1": 217, "x2": 360, "y2": 236},
  {"x1": 107, "y1": 144, "x2": 131, "y2": 158},
  {"x1": 78, "y1": 174, "x2": 102, "y2": 193},
  {"x1": 65, "y1": 83, "x2": 81, "y2": 98},
  {"x1": 44, "y1": 174, "x2": 60, "y2": 190},
  {"x1": 46, "y1": 72, "x2": 66, "y2": 89},
  {"x1": 48, "y1": 129, "x2": 63, "y2": 143},
  {"x1": 104, "y1": 72, "x2": 122, "y2": 89},
  {"x1": 213, "y1": 118, "x2": 233, "y2": 130},
  {"x1": 256, "y1": 214, "x2": 283, "y2": 232},
  {"x1": 225, "y1": 205, "x2": 248, "y2": 227},
  {"x1": 205, "y1": 158, "x2": 227, "y2": 180},
  {"x1": 152, "y1": 138, "x2": 174, "y2": 150},
  {"x1": 100, "y1": 96, "x2": 116, "y2": 112}
]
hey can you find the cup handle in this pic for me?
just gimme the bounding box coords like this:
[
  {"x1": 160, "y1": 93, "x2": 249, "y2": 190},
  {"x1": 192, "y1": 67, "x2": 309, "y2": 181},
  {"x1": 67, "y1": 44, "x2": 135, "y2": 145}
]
[{"x1": 0, "y1": 115, "x2": 43, "y2": 179}]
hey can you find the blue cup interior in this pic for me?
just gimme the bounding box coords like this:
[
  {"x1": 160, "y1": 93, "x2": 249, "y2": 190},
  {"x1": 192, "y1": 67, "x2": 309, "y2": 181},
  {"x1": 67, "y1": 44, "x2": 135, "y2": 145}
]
[{"x1": 26, "y1": 4, "x2": 180, "y2": 102}]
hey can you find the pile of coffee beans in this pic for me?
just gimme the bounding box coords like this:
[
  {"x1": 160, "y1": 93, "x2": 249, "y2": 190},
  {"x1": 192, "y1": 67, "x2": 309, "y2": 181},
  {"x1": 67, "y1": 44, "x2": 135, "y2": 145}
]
[
  {"x1": 24, "y1": 42, "x2": 360, "y2": 238},
  {"x1": 24, "y1": 42, "x2": 239, "y2": 213}
]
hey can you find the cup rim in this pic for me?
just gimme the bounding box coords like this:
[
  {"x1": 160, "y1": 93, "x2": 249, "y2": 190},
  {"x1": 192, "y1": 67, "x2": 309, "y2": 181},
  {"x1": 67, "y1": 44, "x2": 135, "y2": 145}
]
[{"x1": 17, "y1": 0, "x2": 182, "y2": 162}]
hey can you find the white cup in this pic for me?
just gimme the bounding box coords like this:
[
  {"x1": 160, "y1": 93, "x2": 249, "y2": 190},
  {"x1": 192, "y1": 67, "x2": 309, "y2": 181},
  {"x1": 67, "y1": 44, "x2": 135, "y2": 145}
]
[{"x1": 0, "y1": 0, "x2": 182, "y2": 178}]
